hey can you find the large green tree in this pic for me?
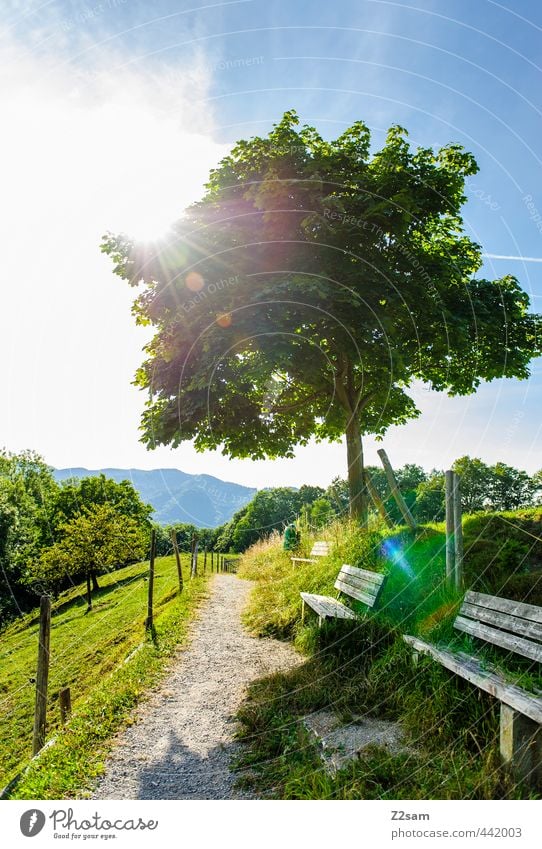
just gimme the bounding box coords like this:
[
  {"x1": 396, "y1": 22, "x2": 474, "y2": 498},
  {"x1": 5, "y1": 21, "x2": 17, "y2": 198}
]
[{"x1": 103, "y1": 112, "x2": 541, "y2": 522}]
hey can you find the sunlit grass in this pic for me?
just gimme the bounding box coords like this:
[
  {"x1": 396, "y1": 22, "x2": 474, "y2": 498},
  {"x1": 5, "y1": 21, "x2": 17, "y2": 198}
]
[
  {"x1": 0, "y1": 554, "x2": 208, "y2": 796},
  {"x1": 235, "y1": 512, "x2": 542, "y2": 799}
]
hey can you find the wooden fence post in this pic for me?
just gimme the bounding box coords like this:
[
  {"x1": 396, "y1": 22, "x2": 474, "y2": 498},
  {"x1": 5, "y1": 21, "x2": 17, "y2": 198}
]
[
  {"x1": 145, "y1": 529, "x2": 156, "y2": 630},
  {"x1": 453, "y1": 472, "x2": 463, "y2": 590},
  {"x1": 445, "y1": 470, "x2": 455, "y2": 587},
  {"x1": 203, "y1": 547, "x2": 207, "y2": 573},
  {"x1": 85, "y1": 572, "x2": 92, "y2": 611},
  {"x1": 377, "y1": 449, "x2": 417, "y2": 531},
  {"x1": 32, "y1": 595, "x2": 51, "y2": 755},
  {"x1": 59, "y1": 687, "x2": 72, "y2": 725},
  {"x1": 171, "y1": 528, "x2": 183, "y2": 593},
  {"x1": 365, "y1": 470, "x2": 393, "y2": 527},
  {"x1": 191, "y1": 539, "x2": 199, "y2": 578},
  {"x1": 211, "y1": 550, "x2": 214, "y2": 572}
]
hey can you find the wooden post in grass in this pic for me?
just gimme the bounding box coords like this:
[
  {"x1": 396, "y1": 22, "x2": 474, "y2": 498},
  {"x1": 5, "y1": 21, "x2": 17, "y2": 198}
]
[
  {"x1": 203, "y1": 547, "x2": 207, "y2": 573},
  {"x1": 85, "y1": 572, "x2": 92, "y2": 612},
  {"x1": 210, "y1": 550, "x2": 214, "y2": 572},
  {"x1": 453, "y1": 472, "x2": 463, "y2": 590},
  {"x1": 59, "y1": 687, "x2": 72, "y2": 724},
  {"x1": 145, "y1": 529, "x2": 156, "y2": 630},
  {"x1": 171, "y1": 528, "x2": 183, "y2": 592},
  {"x1": 32, "y1": 595, "x2": 51, "y2": 755},
  {"x1": 365, "y1": 470, "x2": 393, "y2": 527},
  {"x1": 377, "y1": 449, "x2": 417, "y2": 530},
  {"x1": 191, "y1": 538, "x2": 199, "y2": 578},
  {"x1": 445, "y1": 470, "x2": 455, "y2": 587}
]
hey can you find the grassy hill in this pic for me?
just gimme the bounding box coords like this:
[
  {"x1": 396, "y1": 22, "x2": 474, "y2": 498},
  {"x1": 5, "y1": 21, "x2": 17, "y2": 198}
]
[
  {"x1": 0, "y1": 554, "x2": 209, "y2": 798},
  {"x1": 235, "y1": 510, "x2": 542, "y2": 799}
]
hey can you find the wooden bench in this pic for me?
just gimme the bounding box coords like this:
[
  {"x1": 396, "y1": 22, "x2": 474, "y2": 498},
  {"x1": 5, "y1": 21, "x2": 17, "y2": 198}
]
[
  {"x1": 404, "y1": 590, "x2": 542, "y2": 786},
  {"x1": 291, "y1": 540, "x2": 331, "y2": 566},
  {"x1": 301, "y1": 564, "x2": 387, "y2": 627}
]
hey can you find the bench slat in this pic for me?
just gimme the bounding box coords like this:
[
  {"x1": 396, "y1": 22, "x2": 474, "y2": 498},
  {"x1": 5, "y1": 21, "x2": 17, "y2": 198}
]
[
  {"x1": 454, "y1": 615, "x2": 542, "y2": 664},
  {"x1": 310, "y1": 542, "x2": 331, "y2": 557},
  {"x1": 461, "y1": 601, "x2": 542, "y2": 644},
  {"x1": 338, "y1": 565, "x2": 385, "y2": 591},
  {"x1": 337, "y1": 575, "x2": 381, "y2": 598},
  {"x1": 334, "y1": 578, "x2": 379, "y2": 608},
  {"x1": 465, "y1": 591, "x2": 542, "y2": 625},
  {"x1": 403, "y1": 635, "x2": 542, "y2": 724},
  {"x1": 300, "y1": 593, "x2": 356, "y2": 620}
]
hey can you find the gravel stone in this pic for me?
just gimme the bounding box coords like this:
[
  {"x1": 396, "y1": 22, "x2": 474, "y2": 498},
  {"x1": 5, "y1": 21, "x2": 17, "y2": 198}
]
[{"x1": 92, "y1": 574, "x2": 300, "y2": 800}]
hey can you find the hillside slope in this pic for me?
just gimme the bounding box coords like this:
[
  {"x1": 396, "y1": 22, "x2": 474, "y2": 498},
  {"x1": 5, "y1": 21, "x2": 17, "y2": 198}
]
[
  {"x1": 54, "y1": 467, "x2": 257, "y2": 527},
  {"x1": 1, "y1": 554, "x2": 207, "y2": 797}
]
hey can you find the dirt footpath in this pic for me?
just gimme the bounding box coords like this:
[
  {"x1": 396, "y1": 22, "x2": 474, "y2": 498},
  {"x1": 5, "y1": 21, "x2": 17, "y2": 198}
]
[{"x1": 93, "y1": 574, "x2": 300, "y2": 799}]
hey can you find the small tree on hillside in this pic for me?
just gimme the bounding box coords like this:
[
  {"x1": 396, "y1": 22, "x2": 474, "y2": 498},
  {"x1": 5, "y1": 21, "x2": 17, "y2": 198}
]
[
  {"x1": 103, "y1": 112, "x2": 540, "y2": 523},
  {"x1": 28, "y1": 504, "x2": 148, "y2": 609},
  {"x1": 52, "y1": 474, "x2": 153, "y2": 530}
]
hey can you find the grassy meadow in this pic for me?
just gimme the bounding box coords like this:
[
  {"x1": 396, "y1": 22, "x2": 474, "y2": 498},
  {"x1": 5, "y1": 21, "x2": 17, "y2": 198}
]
[
  {"x1": 235, "y1": 510, "x2": 542, "y2": 799},
  {"x1": 0, "y1": 553, "x2": 209, "y2": 799}
]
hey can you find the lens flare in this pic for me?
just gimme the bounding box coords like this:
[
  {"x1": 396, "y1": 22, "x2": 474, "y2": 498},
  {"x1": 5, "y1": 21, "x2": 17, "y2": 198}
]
[
  {"x1": 216, "y1": 312, "x2": 232, "y2": 328},
  {"x1": 185, "y1": 271, "x2": 204, "y2": 291},
  {"x1": 381, "y1": 538, "x2": 415, "y2": 580}
]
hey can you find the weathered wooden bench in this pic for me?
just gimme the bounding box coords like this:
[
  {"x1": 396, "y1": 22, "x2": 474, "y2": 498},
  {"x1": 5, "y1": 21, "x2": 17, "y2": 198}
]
[
  {"x1": 404, "y1": 590, "x2": 542, "y2": 786},
  {"x1": 291, "y1": 540, "x2": 331, "y2": 566},
  {"x1": 301, "y1": 564, "x2": 387, "y2": 627}
]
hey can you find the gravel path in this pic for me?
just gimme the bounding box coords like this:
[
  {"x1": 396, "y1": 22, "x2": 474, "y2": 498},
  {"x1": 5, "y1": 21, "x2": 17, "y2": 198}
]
[{"x1": 93, "y1": 574, "x2": 300, "y2": 800}]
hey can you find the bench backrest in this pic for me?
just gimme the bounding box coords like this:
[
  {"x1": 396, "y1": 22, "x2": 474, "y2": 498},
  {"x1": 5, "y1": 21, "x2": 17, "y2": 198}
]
[
  {"x1": 310, "y1": 541, "x2": 331, "y2": 558},
  {"x1": 334, "y1": 564, "x2": 387, "y2": 609},
  {"x1": 454, "y1": 590, "x2": 542, "y2": 664}
]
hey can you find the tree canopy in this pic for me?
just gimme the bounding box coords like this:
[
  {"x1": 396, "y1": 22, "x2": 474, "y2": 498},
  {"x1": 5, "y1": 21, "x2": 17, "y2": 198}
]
[
  {"x1": 103, "y1": 111, "x2": 541, "y2": 521},
  {"x1": 28, "y1": 504, "x2": 148, "y2": 607},
  {"x1": 52, "y1": 473, "x2": 153, "y2": 529}
]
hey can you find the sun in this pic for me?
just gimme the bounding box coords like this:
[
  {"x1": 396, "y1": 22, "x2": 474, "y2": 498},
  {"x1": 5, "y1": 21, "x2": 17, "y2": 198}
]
[{"x1": 105, "y1": 135, "x2": 229, "y2": 244}]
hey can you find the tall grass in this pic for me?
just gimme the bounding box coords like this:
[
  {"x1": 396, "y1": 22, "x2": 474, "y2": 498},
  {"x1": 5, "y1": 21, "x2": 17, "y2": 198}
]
[{"x1": 235, "y1": 513, "x2": 542, "y2": 799}]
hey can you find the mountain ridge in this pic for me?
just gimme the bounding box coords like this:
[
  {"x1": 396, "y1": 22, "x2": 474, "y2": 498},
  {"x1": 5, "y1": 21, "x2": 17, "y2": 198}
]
[{"x1": 53, "y1": 467, "x2": 257, "y2": 528}]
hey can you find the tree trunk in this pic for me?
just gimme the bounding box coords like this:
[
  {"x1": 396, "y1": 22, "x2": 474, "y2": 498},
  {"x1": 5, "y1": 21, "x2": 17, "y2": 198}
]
[
  {"x1": 345, "y1": 416, "x2": 368, "y2": 525},
  {"x1": 91, "y1": 570, "x2": 100, "y2": 591},
  {"x1": 86, "y1": 572, "x2": 92, "y2": 612}
]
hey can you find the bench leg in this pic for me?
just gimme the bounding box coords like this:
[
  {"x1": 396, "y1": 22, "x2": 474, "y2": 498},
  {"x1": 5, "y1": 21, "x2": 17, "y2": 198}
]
[{"x1": 500, "y1": 704, "x2": 542, "y2": 787}]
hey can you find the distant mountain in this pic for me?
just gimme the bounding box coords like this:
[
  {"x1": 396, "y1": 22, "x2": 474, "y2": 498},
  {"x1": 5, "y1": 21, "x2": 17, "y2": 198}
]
[{"x1": 53, "y1": 467, "x2": 257, "y2": 528}]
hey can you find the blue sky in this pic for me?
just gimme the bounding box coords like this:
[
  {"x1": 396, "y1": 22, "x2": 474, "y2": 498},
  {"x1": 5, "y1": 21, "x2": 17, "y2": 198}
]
[{"x1": 2, "y1": 0, "x2": 542, "y2": 487}]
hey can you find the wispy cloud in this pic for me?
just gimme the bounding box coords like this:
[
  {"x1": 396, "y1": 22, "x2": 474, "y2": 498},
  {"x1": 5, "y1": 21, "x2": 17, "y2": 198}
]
[{"x1": 483, "y1": 253, "x2": 542, "y2": 263}]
